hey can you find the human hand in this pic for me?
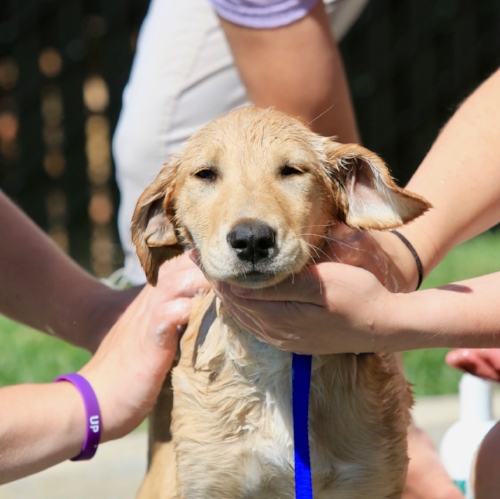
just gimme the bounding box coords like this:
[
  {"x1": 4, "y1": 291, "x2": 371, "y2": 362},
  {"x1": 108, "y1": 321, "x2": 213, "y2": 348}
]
[
  {"x1": 79, "y1": 254, "x2": 208, "y2": 442},
  {"x1": 212, "y1": 260, "x2": 394, "y2": 354},
  {"x1": 84, "y1": 253, "x2": 209, "y2": 353},
  {"x1": 202, "y1": 224, "x2": 420, "y2": 354},
  {"x1": 156, "y1": 251, "x2": 211, "y2": 302},
  {"x1": 445, "y1": 348, "x2": 500, "y2": 382},
  {"x1": 80, "y1": 285, "x2": 186, "y2": 442}
]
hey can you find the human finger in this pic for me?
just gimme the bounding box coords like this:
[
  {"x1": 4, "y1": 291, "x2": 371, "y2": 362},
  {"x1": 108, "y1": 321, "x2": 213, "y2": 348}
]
[
  {"x1": 445, "y1": 349, "x2": 500, "y2": 382},
  {"x1": 223, "y1": 262, "x2": 382, "y2": 313},
  {"x1": 213, "y1": 284, "x2": 273, "y2": 340},
  {"x1": 478, "y1": 348, "x2": 500, "y2": 372},
  {"x1": 215, "y1": 283, "x2": 317, "y2": 352},
  {"x1": 156, "y1": 263, "x2": 209, "y2": 300}
]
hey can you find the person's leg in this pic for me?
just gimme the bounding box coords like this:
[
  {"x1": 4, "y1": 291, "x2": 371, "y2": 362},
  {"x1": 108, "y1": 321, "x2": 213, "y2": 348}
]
[
  {"x1": 395, "y1": 352, "x2": 463, "y2": 499},
  {"x1": 405, "y1": 424, "x2": 465, "y2": 499},
  {"x1": 473, "y1": 421, "x2": 500, "y2": 499}
]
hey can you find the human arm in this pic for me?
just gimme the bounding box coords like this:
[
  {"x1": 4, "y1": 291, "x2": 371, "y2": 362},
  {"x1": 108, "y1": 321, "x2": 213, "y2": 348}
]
[
  {"x1": 0, "y1": 271, "x2": 198, "y2": 484},
  {"x1": 0, "y1": 191, "x2": 209, "y2": 483},
  {"x1": 218, "y1": 0, "x2": 359, "y2": 143},
  {"x1": 315, "y1": 66, "x2": 500, "y2": 294},
  {"x1": 0, "y1": 192, "x2": 209, "y2": 351},
  {"x1": 0, "y1": 191, "x2": 137, "y2": 351},
  {"x1": 371, "y1": 67, "x2": 500, "y2": 291}
]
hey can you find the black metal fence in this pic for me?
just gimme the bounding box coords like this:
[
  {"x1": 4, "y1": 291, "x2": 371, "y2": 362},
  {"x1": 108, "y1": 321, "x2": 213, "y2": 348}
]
[
  {"x1": 1, "y1": 0, "x2": 499, "y2": 274},
  {"x1": 0, "y1": 0, "x2": 149, "y2": 274},
  {"x1": 342, "y1": 0, "x2": 500, "y2": 185}
]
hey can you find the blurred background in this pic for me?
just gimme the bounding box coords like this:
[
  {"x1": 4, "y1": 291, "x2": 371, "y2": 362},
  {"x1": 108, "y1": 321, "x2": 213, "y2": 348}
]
[{"x1": 1, "y1": 0, "x2": 500, "y2": 396}]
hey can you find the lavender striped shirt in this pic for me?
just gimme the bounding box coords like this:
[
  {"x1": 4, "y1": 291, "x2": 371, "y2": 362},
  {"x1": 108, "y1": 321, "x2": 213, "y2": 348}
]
[{"x1": 209, "y1": 0, "x2": 320, "y2": 28}]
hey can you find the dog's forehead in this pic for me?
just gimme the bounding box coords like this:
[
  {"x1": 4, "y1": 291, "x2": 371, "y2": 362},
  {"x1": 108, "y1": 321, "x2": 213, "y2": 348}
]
[{"x1": 180, "y1": 107, "x2": 326, "y2": 166}]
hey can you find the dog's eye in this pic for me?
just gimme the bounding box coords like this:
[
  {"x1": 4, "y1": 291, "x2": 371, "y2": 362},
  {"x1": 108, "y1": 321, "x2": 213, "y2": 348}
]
[
  {"x1": 280, "y1": 165, "x2": 303, "y2": 176},
  {"x1": 195, "y1": 168, "x2": 216, "y2": 181}
]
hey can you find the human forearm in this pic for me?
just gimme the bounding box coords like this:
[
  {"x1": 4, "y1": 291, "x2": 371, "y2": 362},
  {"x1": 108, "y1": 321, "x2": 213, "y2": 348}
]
[
  {"x1": 0, "y1": 280, "x2": 197, "y2": 485},
  {"x1": 0, "y1": 192, "x2": 136, "y2": 350},
  {"x1": 385, "y1": 272, "x2": 500, "y2": 352},
  {"x1": 219, "y1": 1, "x2": 359, "y2": 142},
  {"x1": 387, "y1": 69, "x2": 500, "y2": 286},
  {"x1": 0, "y1": 383, "x2": 85, "y2": 484}
]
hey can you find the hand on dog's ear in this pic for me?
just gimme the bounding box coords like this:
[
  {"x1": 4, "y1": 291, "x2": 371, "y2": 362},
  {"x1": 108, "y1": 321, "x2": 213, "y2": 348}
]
[
  {"x1": 327, "y1": 143, "x2": 431, "y2": 230},
  {"x1": 131, "y1": 161, "x2": 183, "y2": 285}
]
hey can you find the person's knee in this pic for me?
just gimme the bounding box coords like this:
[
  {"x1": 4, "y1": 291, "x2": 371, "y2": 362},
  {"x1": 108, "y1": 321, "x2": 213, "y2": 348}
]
[{"x1": 473, "y1": 421, "x2": 500, "y2": 499}]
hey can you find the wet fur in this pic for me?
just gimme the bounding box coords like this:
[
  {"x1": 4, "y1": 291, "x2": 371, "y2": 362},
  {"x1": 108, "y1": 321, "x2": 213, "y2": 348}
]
[{"x1": 132, "y1": 107, "x2": 429, "y2": 499}]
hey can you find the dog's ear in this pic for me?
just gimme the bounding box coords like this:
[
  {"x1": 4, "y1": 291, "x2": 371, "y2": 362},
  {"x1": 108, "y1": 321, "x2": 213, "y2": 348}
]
[
  {"x1": 326, "y1": 143, "x2": 431, "y2": 230},
  {"x1": 131, "y1": 161, "x2": 183, "y2": 285}
]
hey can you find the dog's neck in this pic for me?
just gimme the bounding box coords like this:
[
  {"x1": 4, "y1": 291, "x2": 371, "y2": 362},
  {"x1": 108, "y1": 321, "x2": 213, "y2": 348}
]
[
  {"x1": 188, "y1": 293, "x2": 335, "y2": 387},
  {"x1": 190, "y1": 294, "x2": 292, "y2": 380}
]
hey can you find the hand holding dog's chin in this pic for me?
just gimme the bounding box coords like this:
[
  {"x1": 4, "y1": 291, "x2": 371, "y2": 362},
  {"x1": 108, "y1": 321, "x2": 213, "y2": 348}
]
[{"x1": 212, "y1": 263, "x2": 398, "y2": 355}]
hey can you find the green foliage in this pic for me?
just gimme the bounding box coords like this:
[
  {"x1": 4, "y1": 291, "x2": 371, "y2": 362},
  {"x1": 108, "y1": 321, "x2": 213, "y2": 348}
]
[
  {"x1": 402, "y1": 348, "x2": 462, "y2": 397},
  {"x1": 421, "y1": 230, "x2": 500, "y2": 290},
  {"x1": 1, "y1": 230, "x2": 499, "y2": 394},
  {"x1": 403, "y1": 230, "x2": 500, "y2": 396},
  {"x1": 0, "y1": 316, "x2": 90, "y2": 386}
]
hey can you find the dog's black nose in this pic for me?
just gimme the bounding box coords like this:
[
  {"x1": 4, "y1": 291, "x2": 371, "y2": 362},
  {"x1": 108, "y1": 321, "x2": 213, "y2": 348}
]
[{"x1": 227, "y1": 222, "x2": 276, "y2": 263}]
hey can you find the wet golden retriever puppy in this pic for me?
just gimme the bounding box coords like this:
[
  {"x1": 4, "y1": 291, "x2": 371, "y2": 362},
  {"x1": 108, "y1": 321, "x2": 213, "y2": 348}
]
[{"x1": 131, "y1": 106, "x2": 430, "y2": 499}]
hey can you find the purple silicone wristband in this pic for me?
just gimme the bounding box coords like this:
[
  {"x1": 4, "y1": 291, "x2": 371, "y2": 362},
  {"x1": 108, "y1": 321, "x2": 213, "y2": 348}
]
[{"x1": 54, "y1": 373, "x2": 102, "y2": 461}]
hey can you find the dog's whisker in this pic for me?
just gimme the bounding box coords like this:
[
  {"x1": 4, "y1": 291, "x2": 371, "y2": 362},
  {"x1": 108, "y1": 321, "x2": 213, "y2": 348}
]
[
  {"x1": 307, "y1": 104, "x2": 336, "y2": 128},
  {"x1": 305, "y1": 242, "x2": 321, "y2": 261},
  {"x1": 300, "y1": 232, "x2": 375, "y2": 255},
  {"x1": 304, "y1": 241, "x2": 338, "y2": 263}
]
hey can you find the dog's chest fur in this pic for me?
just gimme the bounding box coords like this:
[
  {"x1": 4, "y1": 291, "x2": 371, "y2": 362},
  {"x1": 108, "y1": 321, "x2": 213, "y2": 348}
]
[{"x1": 170, "y1": 292, "x2": 412, "y2": 499}]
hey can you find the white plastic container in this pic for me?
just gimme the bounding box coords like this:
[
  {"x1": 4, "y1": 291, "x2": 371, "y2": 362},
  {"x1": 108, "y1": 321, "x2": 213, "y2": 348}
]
[{"x1": 440, "y1": 374, "x2": 496, "y2": 498}]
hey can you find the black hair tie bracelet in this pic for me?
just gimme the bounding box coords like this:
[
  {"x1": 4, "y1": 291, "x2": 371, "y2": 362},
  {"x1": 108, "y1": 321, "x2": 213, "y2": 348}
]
[{"x1": 390, "y1": 230, "x2": 423, "y2": 291}]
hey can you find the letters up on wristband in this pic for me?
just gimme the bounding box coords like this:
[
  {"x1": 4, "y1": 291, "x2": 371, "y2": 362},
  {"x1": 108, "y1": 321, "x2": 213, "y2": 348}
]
[{"x1": 54, "y1": 373, "x2": 102, "y2": 461}]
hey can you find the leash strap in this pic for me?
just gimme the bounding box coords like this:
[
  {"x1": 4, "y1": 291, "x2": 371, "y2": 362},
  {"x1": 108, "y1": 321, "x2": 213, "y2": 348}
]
[{"x1": 292, "y1": 353, "x2": 313, "y2": 499}]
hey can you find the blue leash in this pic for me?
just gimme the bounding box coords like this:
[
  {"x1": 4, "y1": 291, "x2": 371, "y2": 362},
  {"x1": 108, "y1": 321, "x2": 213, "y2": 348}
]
[{"x1": 292, "y1": 353, "x2": 313, "y2": 499}]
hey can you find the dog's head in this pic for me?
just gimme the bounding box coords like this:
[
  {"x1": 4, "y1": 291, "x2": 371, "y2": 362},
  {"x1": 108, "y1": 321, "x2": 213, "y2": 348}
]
[{"x1": 132, "y1": 106, "x2": 430, "y2": 287}]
